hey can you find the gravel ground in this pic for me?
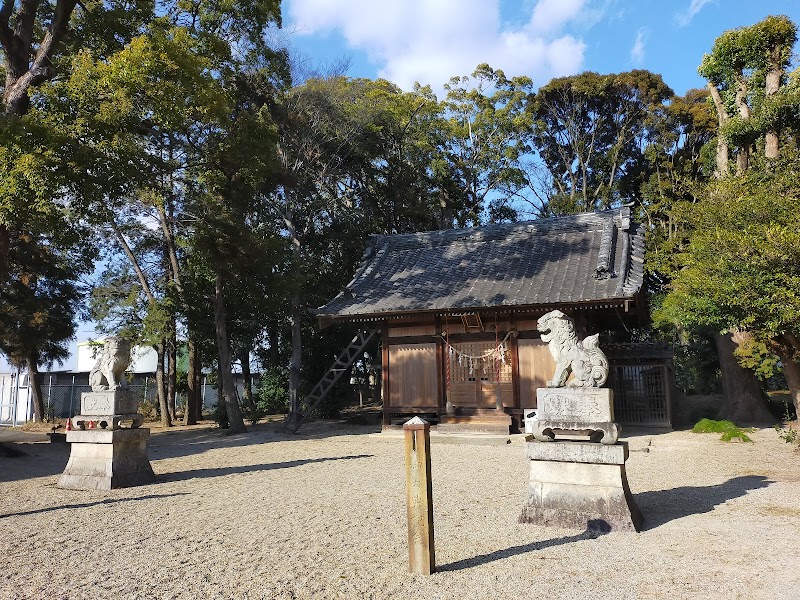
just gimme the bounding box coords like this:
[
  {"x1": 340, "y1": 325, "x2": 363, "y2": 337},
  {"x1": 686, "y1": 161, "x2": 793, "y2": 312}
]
[{"x1": 1, "y1": 421, "x2": 799, "y2": 600}]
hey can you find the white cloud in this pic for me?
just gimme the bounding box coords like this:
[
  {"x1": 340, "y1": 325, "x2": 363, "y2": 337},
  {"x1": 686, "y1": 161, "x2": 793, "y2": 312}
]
[
  {"x1": 287, "y1": 0, "x2": 591, "y2": 93},
  {"x1": 529, "y1": 0, "x2": 585, "y2": 33},
  {"x1": 675, "y1": 0, "x2": 716, "y2": 27},
  {"x1": 630, "y1": 27, "x2": 648, "y2": 65}
]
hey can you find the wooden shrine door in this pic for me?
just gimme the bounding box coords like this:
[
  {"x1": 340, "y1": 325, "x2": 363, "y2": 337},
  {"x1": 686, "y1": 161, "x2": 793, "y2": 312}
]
[{"x1": 448, "y1": 341, "x2": 513, "y2": 408}]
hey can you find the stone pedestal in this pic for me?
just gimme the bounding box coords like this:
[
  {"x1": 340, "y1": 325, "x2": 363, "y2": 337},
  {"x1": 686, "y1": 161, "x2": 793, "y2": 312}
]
[
  {"x1": 530, "y1": 387, "x2": 619, "y2": 444},
  {"x1": 519, "y1": 440, "x2": 642, "y2": 531},
  {"x1": 72, "y1": 389, "x2": 144, "y2": 430},
  {"x1": 58, "y1": 428, "x2": 155, "y2": 490}
]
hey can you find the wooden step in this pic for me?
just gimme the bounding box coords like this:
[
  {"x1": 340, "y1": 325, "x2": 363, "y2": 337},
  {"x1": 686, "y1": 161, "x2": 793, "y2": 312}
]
[{"x1": 438, "y1": 413, "x2": 512, "y2": 434}]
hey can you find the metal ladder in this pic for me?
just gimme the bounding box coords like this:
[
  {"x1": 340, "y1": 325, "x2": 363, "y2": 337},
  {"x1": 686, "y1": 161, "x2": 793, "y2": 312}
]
[{"x1": 282, "y1": 329, "x2": 378, "y2": 433}]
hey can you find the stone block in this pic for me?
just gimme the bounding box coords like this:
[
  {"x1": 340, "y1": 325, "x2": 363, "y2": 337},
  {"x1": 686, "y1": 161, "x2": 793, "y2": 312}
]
[
  {"x1": 519, "y1": 443, "x2": 642, "y2": 532},
  {"x1": 536, "y1": 387, "x2": 614, "y2": 422},
  {"x1": 80, "y1": 389, "x2": 139, "y2": 416},
  {"x1": 525, "y1": 440, "x2": 628, "y2": 464},
  {"x1": 531, "y1": 461, "x2": 624, "y2": 487},
  {"x1": 58, "y1": 428, "x2": 155, "y2": 490}
]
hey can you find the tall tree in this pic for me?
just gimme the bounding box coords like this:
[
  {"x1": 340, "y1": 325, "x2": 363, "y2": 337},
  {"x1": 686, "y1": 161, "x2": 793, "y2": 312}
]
[
  {"x1": 529, "y1": 70, "x2": 673, "y2": 214},
  {"x1": 658, "y1": 16, "x2": 800, "y2": 423},
  {"x1": 0, "y1": 230, "x2": 88, "y2": 421},
  {"x1": 699, "y1": 15, "x2": 797, "y2": 174},
  {"x1": 0, "y1": 1, "x2": 153, "y2": 271},
  {"x1": 656, "y1": 148, "x2": 800, "y2": 419},
  {"x1": 438, "y1": 64, "x2": 533, "y2": 224}
]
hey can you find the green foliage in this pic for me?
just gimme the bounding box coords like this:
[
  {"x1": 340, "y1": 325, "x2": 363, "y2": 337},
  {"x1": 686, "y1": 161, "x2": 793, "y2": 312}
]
[
  {"x1": 656, "y1": 150, "x2": 800, "y2": 341},
  {"x1": 774, "y1": 423, "x2": 800, "y2": 447},
  {"x1": 439, "y1": 63, "x2": 533, "y2": 224},
  {"x1": 672, "y1": 333, "x2": 722, "y2": 394},
  {"x1": 692, "y1": 418, "x2": 753, "y2": 442},
  {"x1": 0, "y1": 232, "x2": 88, "y2": 369},
  {"x1": 256, "y1": 366, "x2": 290, "y2": 415},
  {"x1": 699, "y1": 15, "x2": 798, "y2": 150},
  {"x1": 773, "y1": 402, "x2": 800, "y2": 447},
  {"x1": 531, "y1": 69, "x2": 673, "y2": 214},
  {"x1": 733, "y1": 337, "x2": 783, "y2": 381}
]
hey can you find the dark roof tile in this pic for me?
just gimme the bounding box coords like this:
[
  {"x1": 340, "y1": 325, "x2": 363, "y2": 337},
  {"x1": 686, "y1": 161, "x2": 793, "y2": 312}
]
[{"x1": 318, "y1": 208, "x2": 645, "y2": 320}]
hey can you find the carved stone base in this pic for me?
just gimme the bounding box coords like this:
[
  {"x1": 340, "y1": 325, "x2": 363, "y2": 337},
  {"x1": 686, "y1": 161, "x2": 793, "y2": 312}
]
[
  {"x1": 519, "y1": 441, "x2": 642, "y2": 532},
  {"x1": 531, "y1": 420, "x2": 620, "y2": 444},
  {"x1": 72, "y1": 414, "x2": 144, "y2": 430},
  {"x1": 58, "y1": 428, "x2": 155, "y2": 490},
  {"x1": 81, "y1": 389, "x2": 139, "y2": 416}
]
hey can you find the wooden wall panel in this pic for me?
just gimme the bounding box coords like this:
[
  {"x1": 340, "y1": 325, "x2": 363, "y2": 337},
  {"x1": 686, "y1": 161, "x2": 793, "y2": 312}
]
[
  {"x1": 517, "y1": 339, "x2": 555, "y2": 408},
  {"x1": 388, "y1": 344, "x2": 438, "y2": 408},
  {"x1": 449, "y1": 383, "x2": 476, "y2": 406},
  {"x1": 388, "y1": 325, "x2": 436, "y2": 338},
  {"x1": 516, "y1": 319, "x2": 540, "y2": 332}
]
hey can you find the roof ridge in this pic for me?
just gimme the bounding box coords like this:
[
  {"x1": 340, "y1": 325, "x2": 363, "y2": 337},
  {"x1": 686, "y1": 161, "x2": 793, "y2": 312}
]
[{"x1": 379, "y1": 210, "x2": 618, "y2": 250}]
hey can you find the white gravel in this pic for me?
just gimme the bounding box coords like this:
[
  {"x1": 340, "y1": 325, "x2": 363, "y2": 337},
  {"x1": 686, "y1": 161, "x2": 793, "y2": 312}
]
[{"x1": 1, "y1": 422, "x2": 799, "y2": 600}]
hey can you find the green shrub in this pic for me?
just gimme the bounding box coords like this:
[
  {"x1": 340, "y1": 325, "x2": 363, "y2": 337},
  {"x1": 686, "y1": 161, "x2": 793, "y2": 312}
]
[
  {"x1": 773, "y1": 402, "x2": 800, "y2": 448},
  {"x1": 692, "y1": 418, "x2": 753, "y2": 442},
  {"x1": 256, "y1": 367, "x2": 290, "y2": 415}
]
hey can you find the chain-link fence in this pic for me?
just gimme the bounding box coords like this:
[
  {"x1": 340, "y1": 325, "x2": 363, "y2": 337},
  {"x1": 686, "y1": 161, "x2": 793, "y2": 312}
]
[
  {"x1": 2, "y1": 373, "x2": 251, "y2": 424},
  {"x1": 43, "y1": 383, "x2": 161, "y2": 420}
]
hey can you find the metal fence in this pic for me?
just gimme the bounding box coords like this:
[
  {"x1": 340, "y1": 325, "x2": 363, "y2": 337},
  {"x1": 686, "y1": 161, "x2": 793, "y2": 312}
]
[
  {"x1": 608, "y1": 363, "x2": 672, "y2": 427},
  {"x1": 603, "y1": 343, "x2": 675, "y2": 428}
]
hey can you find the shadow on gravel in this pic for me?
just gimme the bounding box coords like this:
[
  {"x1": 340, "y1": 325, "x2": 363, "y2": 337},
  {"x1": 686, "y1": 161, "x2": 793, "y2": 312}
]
[
  {"x1": 636, "y1": 475, "x2": 771, "y2": 530},
  {"x1": 439, "y1": 521, "x2": 611, "y2": 572},
  {"x1": 148, "y1": 422, "x2": 381, "y2": 460},
  {"x1": 157, "y1": 454, "x2": 374, "y2": 483},
  {"x1": 0, "y1": 492, "x2": 189, "y2": 519},
  {"x1": 0, "y1": 443, "x2": 71, "y2": 483}
]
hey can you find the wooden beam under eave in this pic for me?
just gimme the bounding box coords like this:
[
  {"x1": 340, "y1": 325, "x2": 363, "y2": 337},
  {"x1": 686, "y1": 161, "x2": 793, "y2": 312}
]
[
  {"x1": 381, "y1": 324, "x2": 390, "y2": 427},
  {"x1": 435, "y1": 316, "x2": 444, "y2": 413}
]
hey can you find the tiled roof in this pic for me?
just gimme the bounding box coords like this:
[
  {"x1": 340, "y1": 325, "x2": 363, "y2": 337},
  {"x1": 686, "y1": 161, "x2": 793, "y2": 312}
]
[{"x1": 317, "y1": 208, "x2": 645, "y2": 320}]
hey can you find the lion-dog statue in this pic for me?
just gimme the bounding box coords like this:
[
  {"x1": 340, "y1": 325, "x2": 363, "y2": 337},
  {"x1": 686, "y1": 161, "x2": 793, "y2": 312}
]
[
  {"x1": 89, "y1": 337, "x2": 131, "y2": 391},
  {"x1": 537, "y1": 310, "x2": 608, "y2": 388}
]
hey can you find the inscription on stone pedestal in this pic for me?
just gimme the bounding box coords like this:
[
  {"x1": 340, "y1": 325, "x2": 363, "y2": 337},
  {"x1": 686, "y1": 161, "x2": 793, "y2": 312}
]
[
  {"x1": 537, "y1": 387, "x2": 614, "y2": 422},
  {"x1": 80, "y1": 390, "x2": 139, "y2": 417}
]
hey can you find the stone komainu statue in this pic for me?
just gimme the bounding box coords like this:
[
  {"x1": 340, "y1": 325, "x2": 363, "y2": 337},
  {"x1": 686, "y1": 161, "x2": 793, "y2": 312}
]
[
  {"x1": 537, "y1": 310, "x2": 609, "y2": 388},
  {"x1": 89, "y1": 337, "x2": 131, "y2": 391}
]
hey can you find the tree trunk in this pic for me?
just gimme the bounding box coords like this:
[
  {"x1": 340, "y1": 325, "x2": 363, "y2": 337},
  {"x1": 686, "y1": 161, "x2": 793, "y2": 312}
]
[
  {"x1": 764, "y1": 62, "x2": 782, "y2": 159},
  {"x1": 168, "y1": 326, "x2": 177, "y2": 420},
  {"x1": 714, "y1": 332, "x2": 774, "y2": 425},
  {"x1": 733, "y1": 75, "x2": 751, "y2": 174},
  {"x1": 266, "y1": 320, "x2": 280, "y2": 368},
  {"x1": 777, "y1": 351, "x2": 800, "y2": 419},
  {"x1": 773, "y1": 336, "x2": 800, "y2": 419},
  {"x1": 184, "y1": 338, "x2": 200, "y2": 425},
  {"x1": 26, "y1": 355, "x2": 45, "y2": 423},
  {"x1": 0, "y1": 0, "x2": 79, "y2": 115},
  {"x1": 286, "y1": 213, "x2": 303, "y2": 417},
  {"x1": 154, "y1": 342, "x2": 172, "y2": 428},
  {"x1": 240, "y1": 348, "x2": 253, "y2": 412},
  {"x1": 214, "y1": 271, "x2": 247, "y2": 433},
  {"x1": 706, "y1": 83, "x2": 729, "y2": 179},
  {"x1": 289, "y1": 290, "x2": 302, "y2": 416}
]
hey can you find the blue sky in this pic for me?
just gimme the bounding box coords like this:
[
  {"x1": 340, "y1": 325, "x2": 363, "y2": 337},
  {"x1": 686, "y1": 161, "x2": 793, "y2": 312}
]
[{"x1": 283, "y1": 0, "x2": 800, "y2": 97}]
